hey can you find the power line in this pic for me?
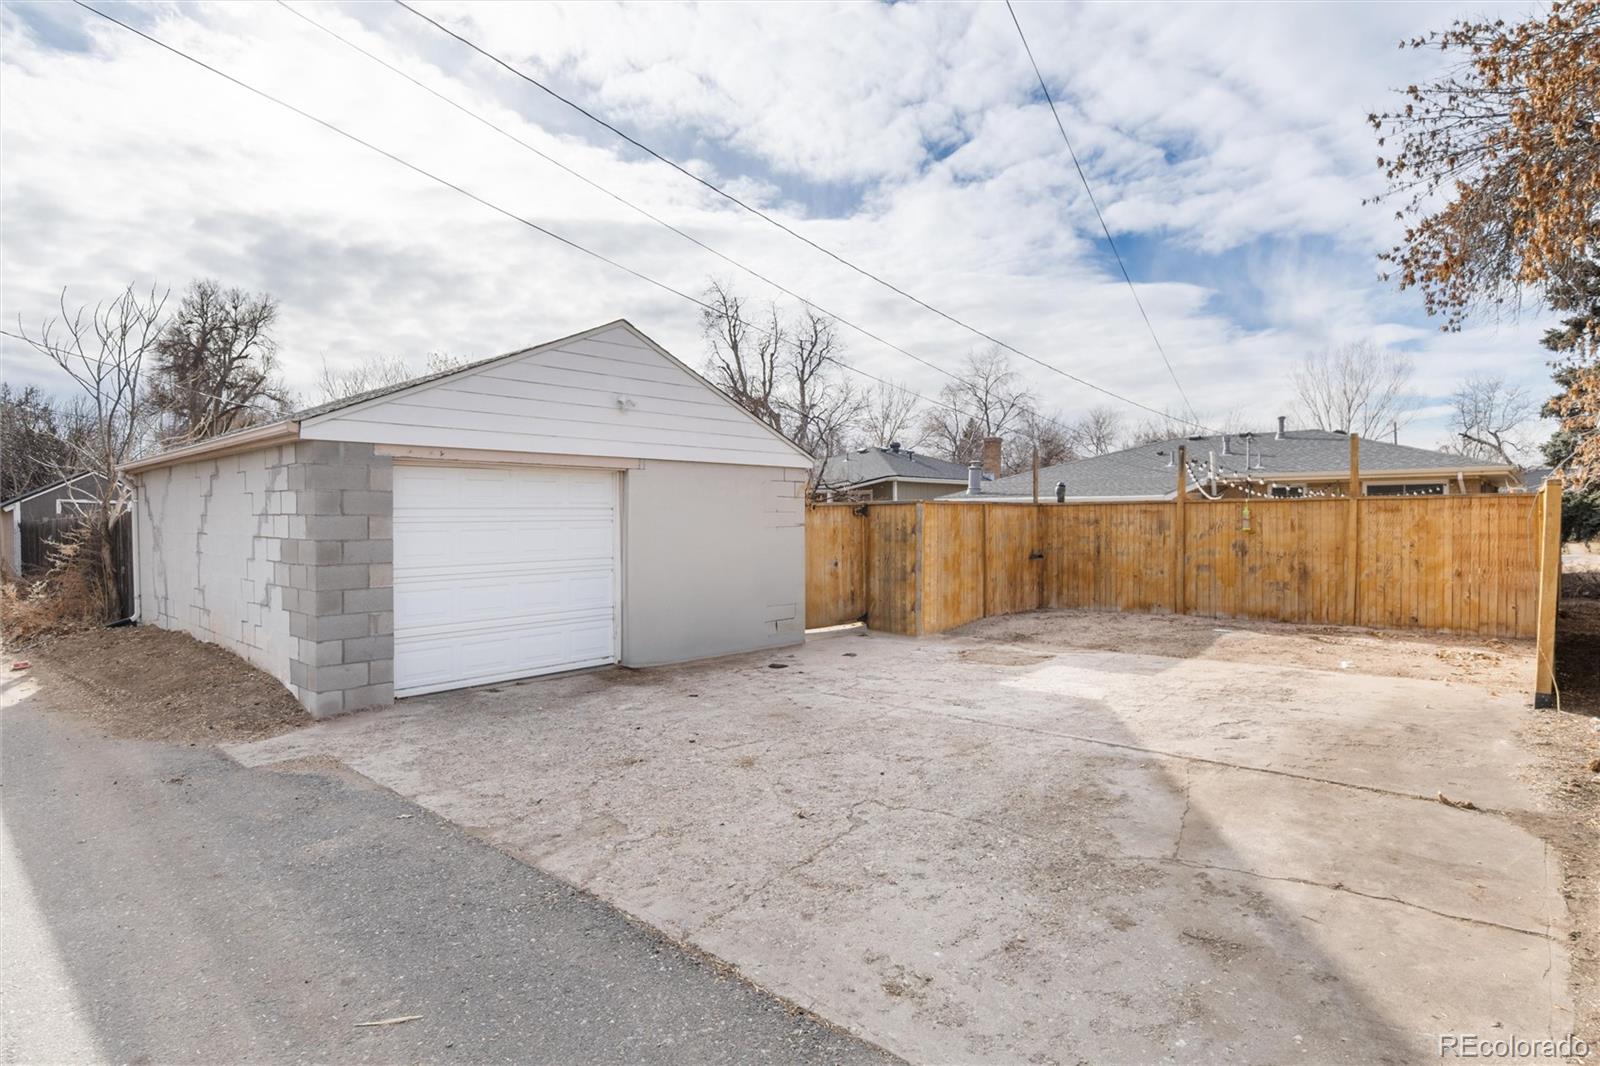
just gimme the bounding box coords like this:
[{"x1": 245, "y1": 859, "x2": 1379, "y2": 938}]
[
  {"x1": 274, "y1": 1, "x2": 1097, "y2": 449},
  {"x1": 393, "y1": 0, "x2": 1211, "y2": 432},
  {"x1": 1002, "y1": 0, "x2": 1200, "y2": 428},
  {"x1": 54, "y1": 3, "x2": 990, "y2": 440},
  {"x1": 273, "y1": 4, "x2": 967, "y2": 391}
]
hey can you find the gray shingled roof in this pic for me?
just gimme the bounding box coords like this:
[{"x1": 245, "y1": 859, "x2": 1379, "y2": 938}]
[
  {"x1": 818, "y1": 446, "x2": 970, "y2": 489},
  {"x1": 963, "y1": 429, "x2": 1517, "y2": 500}
]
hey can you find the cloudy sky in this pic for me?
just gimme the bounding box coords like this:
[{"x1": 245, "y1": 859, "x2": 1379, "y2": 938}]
[{"x1": 0, "y1": 0, "x2": 1557, "y2": 453}]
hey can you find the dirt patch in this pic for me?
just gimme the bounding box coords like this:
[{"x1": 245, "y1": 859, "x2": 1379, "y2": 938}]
[
  {"x1": 11, "y1": 626, "x2": 309, "y2": 743},
  {"x1": 1542, "y1": 548, "x2": 1600, "y2": 1039},
  {"x1": 955, "y1": 646, "x2": 1054, "y2": 667},
  {"x1": 952, "y1": 608, "x2": 1531, "y2": 692},
  {"x1": 1556, "y1": 549, "x2": 1600, "y2": 718}
]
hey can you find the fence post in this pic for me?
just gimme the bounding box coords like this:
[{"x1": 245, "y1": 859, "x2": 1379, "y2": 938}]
[
  {"x1": 1173, "y1": 445, "x2": 1187, "y2": 615},
  {"x1": 914, "y1": 501, "x2": 927, "y2": 638},
  {"x1": 1345, "y1": 433, "x2": 1361, "y2": 625},
  {"x1": 1534, "y1": 475, "x2": 1563, "y2": 707}
]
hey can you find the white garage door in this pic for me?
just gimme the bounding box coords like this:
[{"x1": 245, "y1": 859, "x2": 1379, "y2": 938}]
[{"x1": 392, "y1": 464, "x2": 618, "y2": 697}]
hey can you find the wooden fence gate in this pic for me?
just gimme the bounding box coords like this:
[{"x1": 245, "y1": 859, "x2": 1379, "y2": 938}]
[{"x1": 805, "y1": 475, "x2": 1564, "y2": 704}]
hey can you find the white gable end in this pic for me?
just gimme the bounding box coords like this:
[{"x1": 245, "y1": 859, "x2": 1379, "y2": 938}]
[{"x1": 300, "y1": 322, "x2": 811, "y2": 468}]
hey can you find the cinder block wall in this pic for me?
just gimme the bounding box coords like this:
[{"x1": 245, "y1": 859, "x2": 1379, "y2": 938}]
[
  {"x1": 281, "y1": 442, "x2": 394, "y2": 716},
  {"x1": 136, "y1": 445, "x2": 299, "y2": 687},
  {"x1": 138, "y1": 441, "x2": 395, "y2": 719}
]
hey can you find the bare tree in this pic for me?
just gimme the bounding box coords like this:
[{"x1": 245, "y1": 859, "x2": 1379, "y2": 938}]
[
  {"x1": 1002, "y1": 409, "x2": 1076, "y2": 475},
  {"x1": 701, "y1": 280, "x2": 783, "y2": 430},
  {"x1": 314, "y1": 353, "x2": 414, "y2": 403},
  {"x1": 14, "y1": 285, "x2": 167, "y2": 615},
  {"x1": 147, "y1": 279, "x2": 290, "y2": 442},
  {"x1": 1291, "y1": 341, "x2": 1415, "y2": 437},
  {"x1": 0, "y1": 384, "x2": 92, "y2": 500},
  {"x1": 857, "y1": 380, "x2": 928, "y2": 450},
  {"x1": 1444, "y1": 375, "x2": 1538, "y2": 465},
  {"x1": 779, "y1": 307, "x2": 865, "y2": 458},
  {"x1": 921, "y1": 347, "x2": 1036, "y2": 463},
  {"x1": 1067, "y1": 406, "x2": 1124, "y2": 456},
  {"x1": 700, "y1": 281, "x2": 866, "y2": 466}
]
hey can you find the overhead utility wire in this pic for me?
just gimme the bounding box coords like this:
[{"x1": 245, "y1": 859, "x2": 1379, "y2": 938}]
[
  {"x1": 277, "y1": 1, "x2": 1096, "y2": 445},
  {"x1": 63, "y1": 2, "x2": 977, "y2": 431},
  {"x1": 276, "y1": 6, "x2": 957, "y2": 396},
  {"x1": 393, "y1": 0, "x2": 1211, "y2": 432},
  {"x1": 1002, "y1": 0, "x2": 1200, "y2": 428}
]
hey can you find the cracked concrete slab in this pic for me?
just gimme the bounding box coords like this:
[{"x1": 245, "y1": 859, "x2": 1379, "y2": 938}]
[{"x1": 232, "y1": 626, "x2": 1577, "y2": 1063}]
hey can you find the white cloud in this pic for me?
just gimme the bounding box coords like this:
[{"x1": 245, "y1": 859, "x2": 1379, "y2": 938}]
[{"x1": 0, "y1": 0, "x2": 1559, "y2": 452}]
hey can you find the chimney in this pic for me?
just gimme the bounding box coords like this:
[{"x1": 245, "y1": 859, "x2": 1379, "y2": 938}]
[
  {"x1": 1221, "y1": 434, "x2": 1232, "y2": 456},
  {"x1": 1276, "y1": 415, "x2": 1286, "y2": 439},
  {"x1": 889, "y1": 441, "x2": 901, "y2": 453},
  {"x1": 981, "y1": 436, "x2": 1003, "y2": 479},
  {"x1": 967, "y1": 461, "x2": 984, "y2": 495}
]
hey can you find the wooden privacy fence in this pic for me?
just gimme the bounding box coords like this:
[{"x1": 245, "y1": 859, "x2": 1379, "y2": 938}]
[
  {"x1": 16, "y1": 512, "x2": 134, "y2": 617},
  {"x1": 805, "y1": 476, "x2": 1564, "y2": 702}
]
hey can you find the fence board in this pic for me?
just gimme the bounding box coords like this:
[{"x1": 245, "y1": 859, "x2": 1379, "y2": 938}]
[
  {"x1": 1358, "y1": 496, "x2": 1537, "y2": 638},
  {"x1": 865, "y1": 504, "x2": 921, "y2": 636},
  {"x1": 922, "y1": 503, "x2": 986, "y2": 633},
  {"x1": 1186, "y1": 499, "x2": 1347, "y2": 624},
  {"x1": 804, "y1": 504, "x2": 867, "y2": 628},
  {"x1": 1043, "y1": 503, "x2": 1172, "y2": 613},
  {"x1": 985, "y1": 505, "x2": 1042, "y2": 616},
  {"x1": 805, "y1": 493, "x2": 1542, "y2": 646}
]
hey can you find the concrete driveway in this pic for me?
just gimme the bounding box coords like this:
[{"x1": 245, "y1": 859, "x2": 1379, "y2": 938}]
[{"x1": 234, "y1": 621, "x2": 1581, "y2": 1063}]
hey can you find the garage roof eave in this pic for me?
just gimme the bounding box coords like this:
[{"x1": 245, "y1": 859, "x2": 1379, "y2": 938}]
[{"x1": 120, "y1": 420, "x2": 302, "y2": 475}]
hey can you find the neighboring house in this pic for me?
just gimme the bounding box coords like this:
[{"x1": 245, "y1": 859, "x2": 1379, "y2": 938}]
[
  {"x1": 1, "y1": 471, "x2": 109, "y2": 575},
  {"x1": 816, "y1": 442, "x2": 974, "y2": 501},
  {"x1": 956, "y1": 421, "x2": 1526, "y2": 502},
  {"x1": 124, "y1": 320, "x2": 812, "y2": 718}
]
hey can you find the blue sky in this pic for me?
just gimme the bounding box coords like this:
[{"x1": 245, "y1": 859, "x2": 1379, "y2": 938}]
[{"x1": 0, "y1": 0, "x2": 1557, "y2": 455}]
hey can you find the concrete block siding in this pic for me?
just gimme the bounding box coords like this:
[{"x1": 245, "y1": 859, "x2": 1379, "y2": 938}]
[
  {"x1": 138, "y1": 441, "x2": 394, "y2": 718},
  {"x1": 279, "y1": 442, "x2": 394, "y2": 716},
  {"x1": 138, "y1": 447, "x2": 805, "y2": 720},
  {"x1": 137, "y1": 445, "x2": 298, "y2": 688}
]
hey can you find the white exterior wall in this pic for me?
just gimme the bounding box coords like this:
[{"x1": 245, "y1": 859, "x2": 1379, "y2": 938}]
[
  {"x1": 621, "y1": 459, "x2": 806, "y2": 666},
  {"x1": 301, "y1": 322, "x2": 808, "y2": 469},
  {"x1": 135, "y1": 446, "x2": 296, "y2": 687}
]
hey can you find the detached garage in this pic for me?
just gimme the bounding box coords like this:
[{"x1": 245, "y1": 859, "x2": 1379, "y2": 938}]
[{"x1": 125, "y1": 320, "x2": 811, "y2": 717}]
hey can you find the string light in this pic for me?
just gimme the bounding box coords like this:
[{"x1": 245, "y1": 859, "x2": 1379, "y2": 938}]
[{"x1": 1180, "y1": 460, "x2": 1456, "y2": 500}]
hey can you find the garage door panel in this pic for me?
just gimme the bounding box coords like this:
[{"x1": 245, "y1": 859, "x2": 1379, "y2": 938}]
[
  {"x1": 397, "y1": 571, "x2": 613, "y2": 629},
  {"x1": 393, "y1": 464, "x2": 618, "y2": 696}
]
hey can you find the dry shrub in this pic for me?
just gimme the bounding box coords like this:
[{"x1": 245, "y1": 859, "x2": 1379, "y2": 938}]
[{"x1": 0, "y1": 522, "x2": 110, "y2": 646}]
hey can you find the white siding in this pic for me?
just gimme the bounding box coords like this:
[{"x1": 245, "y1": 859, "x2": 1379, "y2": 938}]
[
  {"x1": 135, "y1": 446, "x2": 296, "y2": 686},
  {"x1": 620, "y1": 458, "x2": 805, "y2": 666},
  {"x1": 301, "y1": 322, "x2": 810, "y2": 469}
]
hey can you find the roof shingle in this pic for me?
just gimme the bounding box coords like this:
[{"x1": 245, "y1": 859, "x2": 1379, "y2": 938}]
[
  {"x1": 964, "y1": 429, "x2": 1518, "y2": 500},
  {"x1": 818, "y1": 447, "x2": 970, "y2": 488}
]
